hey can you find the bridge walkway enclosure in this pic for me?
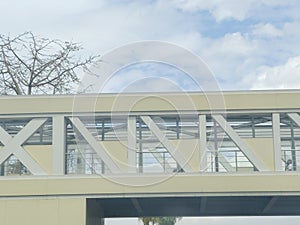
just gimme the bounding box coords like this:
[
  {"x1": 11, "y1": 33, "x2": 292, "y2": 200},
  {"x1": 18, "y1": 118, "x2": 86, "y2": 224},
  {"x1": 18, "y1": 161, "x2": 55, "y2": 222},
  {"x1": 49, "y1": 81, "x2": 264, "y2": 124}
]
[{"x1": 1, "y1": 90, "x2": 300, "y2": 224}]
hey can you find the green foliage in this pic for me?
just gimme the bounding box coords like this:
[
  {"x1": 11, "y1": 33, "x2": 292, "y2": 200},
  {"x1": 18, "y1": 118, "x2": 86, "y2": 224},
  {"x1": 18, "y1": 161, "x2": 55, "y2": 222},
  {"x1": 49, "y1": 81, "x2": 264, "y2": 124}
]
[
  {"x1": 156, "y1": 217, "x2": 178, "y2": 225},
  {"x1": 140, "y1": 217, "x2": 158, "y2": 225}
]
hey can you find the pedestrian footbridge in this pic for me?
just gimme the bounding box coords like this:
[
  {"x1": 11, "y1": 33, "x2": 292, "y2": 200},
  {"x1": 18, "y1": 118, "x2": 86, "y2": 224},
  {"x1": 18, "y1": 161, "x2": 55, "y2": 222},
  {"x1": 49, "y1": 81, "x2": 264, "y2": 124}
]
[{"x1": 1, "y1": 90, "x2": 300, "y2": 225}]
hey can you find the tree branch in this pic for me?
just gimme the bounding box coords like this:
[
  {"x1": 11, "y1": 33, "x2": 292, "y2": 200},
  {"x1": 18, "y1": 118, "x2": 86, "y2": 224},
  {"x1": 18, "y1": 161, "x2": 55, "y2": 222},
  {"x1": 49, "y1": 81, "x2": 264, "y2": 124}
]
[{"x1": 0, "y1": 32, "x2": 99, "y2": 95}]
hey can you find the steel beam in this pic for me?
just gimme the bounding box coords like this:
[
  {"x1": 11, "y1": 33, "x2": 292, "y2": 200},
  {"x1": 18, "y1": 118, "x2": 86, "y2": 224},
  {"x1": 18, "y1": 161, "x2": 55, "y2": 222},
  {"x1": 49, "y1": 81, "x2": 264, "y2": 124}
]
[
  {"x1": 212, "y1": 115, "x2": 268, "y2": 171},
  {"x1": 218, "y1": 153, "x2": 235, "y2": 172},
  {"x1": 200, "y1": 197, "x2": 207, "y2": 214},
  {"x1": 52, "y1": 115, "x2": 66, "y2": 175},
  {"x1": 263, "y1": 196, "x2": 279, "y2": 214},
  {"x1": 199, "y1": 115, "x2": 207, "y2": 172},
  {"x1": 272, "y1": 113, "x2": 282, "y2": 171},
  {"x1": 128, "y1": 116, "x2": 137, "y2": 173},
  {"x1": 140, "y1": 116, "x2": 193, "y2": 172},
  {"x1": 148, "y1": 148, "x2": 173, "y2": 172},
  {"x1": 288, "y1": 113, "x2": 300, "y2": 126},
  {"x1": 131, "y1": 198, "x2": 143, "y2": 214},
  {"x1": 69, "y1": 117, "x2": 121, "y2": 173},
  {"x1": 0, "y1": 118, "x2": 48, "y2": 175}
]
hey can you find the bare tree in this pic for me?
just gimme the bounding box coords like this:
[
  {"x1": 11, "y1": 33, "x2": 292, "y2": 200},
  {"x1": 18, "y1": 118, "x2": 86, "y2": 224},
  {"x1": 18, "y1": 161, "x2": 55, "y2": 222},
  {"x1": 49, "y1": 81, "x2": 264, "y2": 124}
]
[
  {"x1": 0, "y1": 31, "x2": 97, "y2": 95},
  {"x1": 0, "y1": 32, "x2": 98, "y2": 176}
]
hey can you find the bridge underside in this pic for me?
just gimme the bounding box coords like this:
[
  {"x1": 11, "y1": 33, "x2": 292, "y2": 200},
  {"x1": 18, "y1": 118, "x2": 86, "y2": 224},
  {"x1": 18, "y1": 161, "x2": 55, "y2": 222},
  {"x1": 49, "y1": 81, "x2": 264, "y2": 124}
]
[{"x1": 88, "y1": 195, "x2": 300, "y2": 218}]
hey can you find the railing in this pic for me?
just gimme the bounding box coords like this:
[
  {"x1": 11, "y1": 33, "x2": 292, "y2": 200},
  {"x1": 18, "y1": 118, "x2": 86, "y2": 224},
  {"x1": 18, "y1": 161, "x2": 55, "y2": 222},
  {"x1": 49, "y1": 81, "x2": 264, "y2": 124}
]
[
  {"x1": 282, "y1": 149, "x2": 300, "y2": 171},
  {"x1": 0, "y1": 95, "x2": 300, "y2": 176}
]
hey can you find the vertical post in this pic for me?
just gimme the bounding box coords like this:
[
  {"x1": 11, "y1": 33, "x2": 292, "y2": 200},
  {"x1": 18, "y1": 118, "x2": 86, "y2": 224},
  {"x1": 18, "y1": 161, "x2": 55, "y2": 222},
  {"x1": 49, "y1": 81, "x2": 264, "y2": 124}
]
[
  {"x1": 52, "y1": 115, "x2": 66, "y2": 175},
  {"x1": 101, "y1": 120, "x2": 105, "y2": 141},
  {"x1": 100, "y1": 218, "x2": 105, "y2": 225},
  {"x1": 176, "y1": 117, "x2": 180, "y2": 139},
  {"x1": 272, "y1": 113, "x2": 282, "y2": 171},
  {"x1": 138, "y1": 119, "x2": 143, "y2": 173},
  {"x1": 213, "y1": 120, "x2": 219, "y2": 172},
  {"x1": 199, "y1": 114, "x2": 207, "y2": 172},
  {"x1": 291, "y1": 122, "x2": 297, "y2": 170},
  {"x1": 176, "y1": 117, "x2": 180, "y2": 170},
  {"x1": 251, "y1": 116, "x2": 256, "y2": 138},
  {"x1": 128, "y1": 116, "x2": 137, "y2": 173}
]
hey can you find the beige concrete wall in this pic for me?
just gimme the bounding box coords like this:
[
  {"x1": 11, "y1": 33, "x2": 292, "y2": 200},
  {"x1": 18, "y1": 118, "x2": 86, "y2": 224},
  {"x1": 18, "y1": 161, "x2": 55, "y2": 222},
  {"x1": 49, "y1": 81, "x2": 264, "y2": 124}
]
[
  {"x1": 24, "y1": 145, "x2": 52, "y2": 175},
  {"x1": 243, "y1": 138, "x2": 274, "y2": 171},
  {"x1": 1, "y1": 90, "x2": 300, "y2": 114},
  {"x1": 0, "y1": 198, "x2": 85, "y2": 225},
  {"x1": 171, "y1": 139, "x2": 200, "y2": 171},
  {"x1": 101, "y1": 141, "x2": 128, "y2": 172},
  {"x1": 1, "y1": 174, "x2": 300, "y2": 197}
]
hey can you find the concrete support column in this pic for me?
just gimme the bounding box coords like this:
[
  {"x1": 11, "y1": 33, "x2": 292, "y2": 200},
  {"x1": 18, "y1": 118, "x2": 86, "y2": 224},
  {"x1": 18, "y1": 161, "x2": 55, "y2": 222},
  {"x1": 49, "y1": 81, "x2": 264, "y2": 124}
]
[
  {"x1": 128, "y1": 116, "x2": 137, "y2": 173},
  {"x1": 52, "y1": 115, "x2": 66, "y2": 175},
  {"x1": 86, "y1": 217, "x2": 104, "y2": 225},
  {"x1": 272, "y1": 113, "x2": 282, "y2": 171},
  {"x1": 86, "y1": 199, "x2": 105, "y2": 225},
  {"x1": 199, "y1": 114, "x2": 207, "y2": 172}
]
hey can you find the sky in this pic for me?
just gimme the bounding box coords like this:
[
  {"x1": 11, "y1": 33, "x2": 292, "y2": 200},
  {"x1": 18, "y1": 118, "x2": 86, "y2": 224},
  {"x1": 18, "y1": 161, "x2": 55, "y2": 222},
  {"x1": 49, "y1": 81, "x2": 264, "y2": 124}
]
[
  {"x1": 1, "y1": 0, "x2": 300, "y2": 224},
  {"x1": 2, "y1": 0, "x2": 300, "y2": 92}
]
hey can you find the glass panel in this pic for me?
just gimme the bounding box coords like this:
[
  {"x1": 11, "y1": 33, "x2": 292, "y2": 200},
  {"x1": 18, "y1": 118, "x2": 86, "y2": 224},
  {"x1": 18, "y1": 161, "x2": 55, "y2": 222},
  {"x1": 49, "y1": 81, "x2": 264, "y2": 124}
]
[
  {"x1": 281, "y1": 113, "x2": 300, "y2": 171},
  {"x1": 0, "y1": 155, "x2": 31, "y2": 176}
]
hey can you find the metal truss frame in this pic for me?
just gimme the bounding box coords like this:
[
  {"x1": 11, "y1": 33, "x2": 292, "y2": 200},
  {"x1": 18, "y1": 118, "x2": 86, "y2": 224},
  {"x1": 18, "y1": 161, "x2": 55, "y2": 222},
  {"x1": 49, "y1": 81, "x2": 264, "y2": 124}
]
[{"x1": 0, "y1": 111, "x2": 299, "y2": 176}]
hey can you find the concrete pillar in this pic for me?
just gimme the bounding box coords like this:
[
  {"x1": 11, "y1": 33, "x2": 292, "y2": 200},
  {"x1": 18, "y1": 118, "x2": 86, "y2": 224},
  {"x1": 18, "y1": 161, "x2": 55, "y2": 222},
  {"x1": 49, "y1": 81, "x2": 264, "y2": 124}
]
[{"x1": 86, "y1": 199, "x2": 105, "y2": 225}]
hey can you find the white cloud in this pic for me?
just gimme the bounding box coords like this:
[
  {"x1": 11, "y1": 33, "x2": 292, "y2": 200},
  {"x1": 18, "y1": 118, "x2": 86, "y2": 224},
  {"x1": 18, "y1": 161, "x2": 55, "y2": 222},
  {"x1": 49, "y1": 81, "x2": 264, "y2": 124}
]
[
  {"x1": 251, "y1": 23, "x2": 283, "y2": 37},
  {"x1": 171, "y1": 0, "x2": 256, "y2": 21},
  {"x1": 46, "y1": 1, "x2": 197, "y2": 53},
  {"x1": 245, "y1": 56, "x2": 300, "y2": 89},
  {"x1": 280, "y1": 22, "x2": 300, "y2": 54},
  {"x1": 0, "y1": 0, "x2": 101, "y2": 36},
  {"x1": 212, "y1": 33, "x2": 254, "y2": 56},
  {"x1": 199, "y1": 32, "x2": 257, "y2": 87},
  {"x1": 97, "y1": 63, "x2": 199, "y2": 93},
  {"x1": 168, "y1": 32, "x2": 209, "y2": 54},
  {"x1": 2, "y1": 0, "x2": 300, "y2": 92},
  {"x1": 171, "y1": 0, "x2": 299, "y2": 22},
  {"x1": 198, "y1": 20, "x2": 300, "y2": 90}
]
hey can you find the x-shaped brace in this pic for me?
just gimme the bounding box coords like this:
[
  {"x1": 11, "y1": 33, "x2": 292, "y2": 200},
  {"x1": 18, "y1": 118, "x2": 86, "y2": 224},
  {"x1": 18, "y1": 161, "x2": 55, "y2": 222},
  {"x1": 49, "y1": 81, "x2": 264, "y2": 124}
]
[{"x1": 0, "y1": 118, "x2": 48, "y2": 175}]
